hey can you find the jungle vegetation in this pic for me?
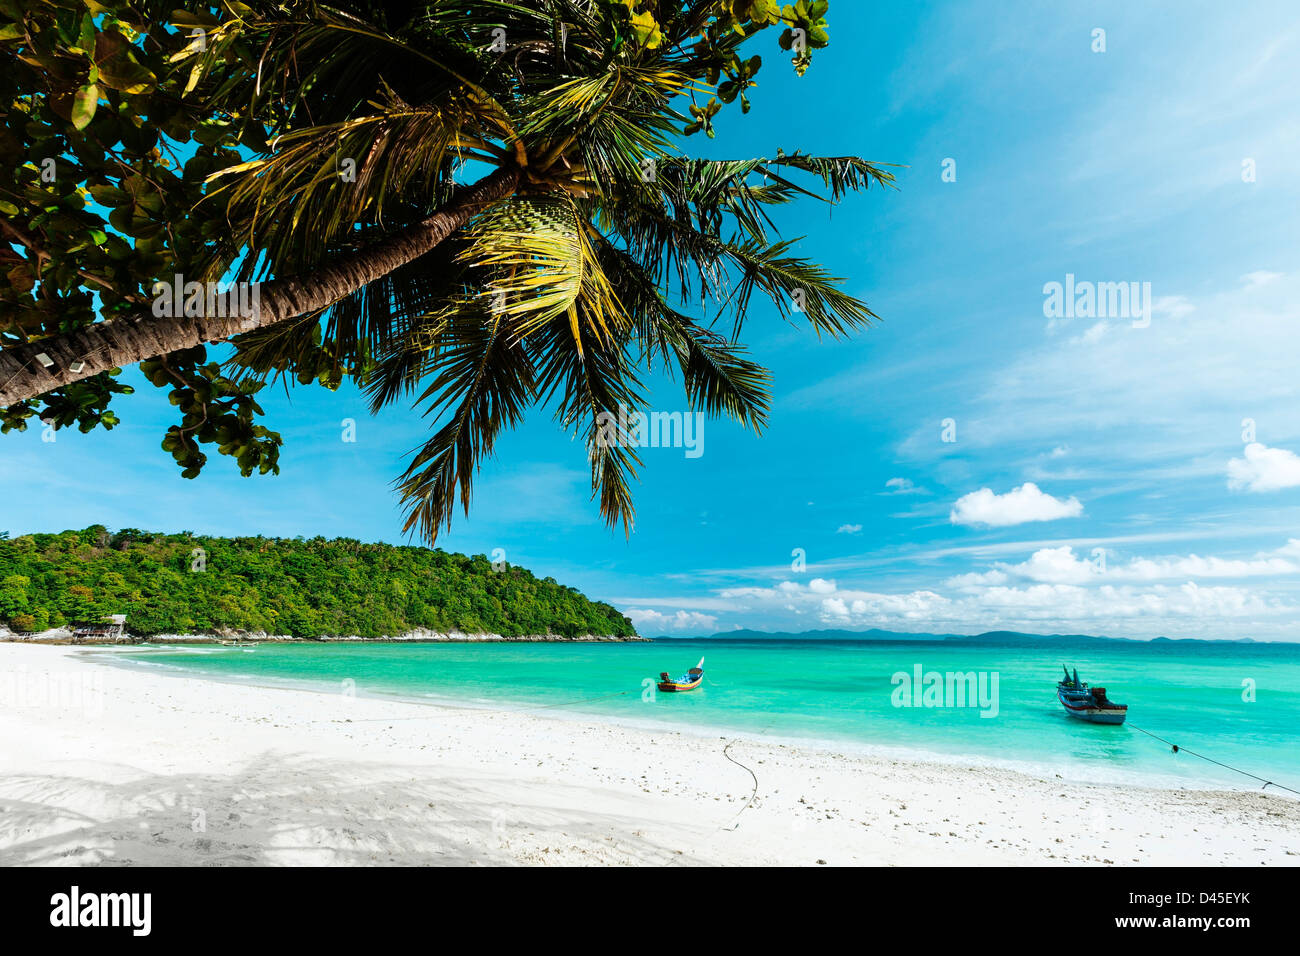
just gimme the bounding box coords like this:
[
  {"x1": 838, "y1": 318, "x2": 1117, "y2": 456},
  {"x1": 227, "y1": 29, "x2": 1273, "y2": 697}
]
[{"x1": 0, "y1": 526, "x2": 637, "y2": 637}]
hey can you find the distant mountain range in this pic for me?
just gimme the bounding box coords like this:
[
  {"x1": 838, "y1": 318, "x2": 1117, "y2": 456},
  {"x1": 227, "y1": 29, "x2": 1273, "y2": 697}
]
[{"x1": 654, "y1": 627, "x2": 1270, "y2": 646}]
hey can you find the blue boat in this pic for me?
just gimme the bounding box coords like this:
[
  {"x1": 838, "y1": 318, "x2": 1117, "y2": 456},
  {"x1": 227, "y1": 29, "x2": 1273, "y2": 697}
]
[
  {"x1": 657, "y1": 657, "x2": 704, "y2": 692},
  {"x1": 1057, "y1": 666, "x2": 1128, "y2": 724}
]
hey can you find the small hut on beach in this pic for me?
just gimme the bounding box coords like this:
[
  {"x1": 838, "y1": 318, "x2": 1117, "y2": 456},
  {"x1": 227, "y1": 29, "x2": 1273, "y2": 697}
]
[{"x1": 70, "y1": 614, "x2": 129, "y2": 643}]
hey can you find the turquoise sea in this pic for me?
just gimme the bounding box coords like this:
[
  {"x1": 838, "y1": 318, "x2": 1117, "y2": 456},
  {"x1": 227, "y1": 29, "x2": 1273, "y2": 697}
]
[{"x1": 102, "y1": 637, "x2": 1300, "y2": 792}]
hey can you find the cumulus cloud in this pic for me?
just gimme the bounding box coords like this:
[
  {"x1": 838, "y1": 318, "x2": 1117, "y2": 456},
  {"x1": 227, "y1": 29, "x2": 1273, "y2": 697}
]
[
  {"x1": 950, "y1": 544, "x2": 1300, "y2": 588},
  {"x1": 624, "y1": 609, "x2": 717, "y2": 633},
  {"x1": 721, "y1": 574, "x2": 1290, "y2": 634},
  {"x1": 969, "y1": 581, "x2": 1278, "y2": 621},
  {"x1": 836, "y1": 524, "x2": 863, "y2": 534},
  {"x1": 946, "y1": 569, "x2": 1009, "y2": 588},
  {"x1": 653, "y1": 537, "x2": 1300, "y2": 639},
  {"x1": 954, "y1": 546, "x2": 1098, "y2": 585},
  {"x1": 1227, "y1": 442, "x2": 1300, "y2": 492},
  {"x1": 950, "y1": 482, "x2": 1083, "y2": 527},
  {"x1": 1275, "y1": 539, "x2": 1300, "y2": 558},
  {"x1": 1124, "y1": 553, "x2": 1298, "y2": 580},
  {"x1": 821, "y1": 597, "x2": 849, "y2": 619}
]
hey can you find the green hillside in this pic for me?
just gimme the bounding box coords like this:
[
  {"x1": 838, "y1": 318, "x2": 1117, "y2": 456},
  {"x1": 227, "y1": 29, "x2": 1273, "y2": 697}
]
[{"x1": 0, "y1": 526, "x2": 636, "y2": 639}]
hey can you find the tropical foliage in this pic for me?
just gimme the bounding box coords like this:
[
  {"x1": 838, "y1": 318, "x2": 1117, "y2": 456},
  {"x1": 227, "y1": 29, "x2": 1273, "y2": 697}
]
[
  {"x1": 0, "y1": 1, "x2": 892, "y2": 541},
  {"x1": 0, "y1": 526, "x2": 637, "y2": 637}
]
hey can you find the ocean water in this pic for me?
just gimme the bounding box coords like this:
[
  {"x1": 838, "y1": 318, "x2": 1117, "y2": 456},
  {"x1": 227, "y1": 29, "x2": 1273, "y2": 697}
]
[{"x1": 101, "y1": 638, "x2": 1300, "y2": 792}]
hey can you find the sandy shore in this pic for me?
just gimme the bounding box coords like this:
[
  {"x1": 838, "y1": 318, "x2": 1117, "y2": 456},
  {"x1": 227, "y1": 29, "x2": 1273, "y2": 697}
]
[{"x1": 0, "y1": 643, "x2": 1296, "y2": 866}]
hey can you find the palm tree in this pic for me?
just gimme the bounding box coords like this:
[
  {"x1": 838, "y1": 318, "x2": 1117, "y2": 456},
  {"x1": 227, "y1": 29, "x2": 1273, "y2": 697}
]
[{"x1": 1, "y1": 0, "x2": 893, "y2": 539}]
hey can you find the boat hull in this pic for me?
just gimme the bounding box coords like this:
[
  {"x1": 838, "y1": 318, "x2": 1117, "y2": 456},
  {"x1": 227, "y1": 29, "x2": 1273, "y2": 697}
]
[
  {"x1": 657, "y1": 678, "x2": 702, "y2": 692},
  {"x1": 657, "y1": 660, "x2": 704, "y2": 693},
  {"x1": 1057, "y1": 688, "x2": 1127, "y2": 724},
  {"x1": 1063, "y1": 707, "x2": 1127, "y2": 724}
]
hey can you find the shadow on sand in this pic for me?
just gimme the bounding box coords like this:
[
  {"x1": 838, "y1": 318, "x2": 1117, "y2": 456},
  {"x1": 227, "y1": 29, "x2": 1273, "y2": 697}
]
[{"x1": 0, "y1": 751, "x2": 705, "y2": 866}]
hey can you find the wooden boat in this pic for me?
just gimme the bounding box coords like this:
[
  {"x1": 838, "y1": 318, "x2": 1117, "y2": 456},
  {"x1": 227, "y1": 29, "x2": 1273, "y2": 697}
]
[
  {"x1": 1057, "y1": 666, "x2": 1127, "y2": 724},
  {"x1": 657, "y1": 657, "x2": 704, "y2": 692},
  {"x1": 218, "y1": 640, "x2": 256, "y2": 647}
]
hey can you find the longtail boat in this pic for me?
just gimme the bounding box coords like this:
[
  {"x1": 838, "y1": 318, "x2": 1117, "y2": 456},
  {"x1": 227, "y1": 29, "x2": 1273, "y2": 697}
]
[
  {"x1": 1057, "y1": 665, "x2": 1128, "y2": 724},
  {"x1": 657, "y1": 657, "x2": 704, "y2": 692}
]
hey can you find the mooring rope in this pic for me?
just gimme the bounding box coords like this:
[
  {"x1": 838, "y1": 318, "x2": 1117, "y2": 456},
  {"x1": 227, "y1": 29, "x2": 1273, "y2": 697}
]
[
  {"x1": 328, "y1": 669, "x2": 1299, "y2": 830},
  {"x1": 1127, "y1": 722, "x2": 1300, "y2": 796},
  {"x1": 717, "y1": 740, "x2": 761, "y2": 831}
]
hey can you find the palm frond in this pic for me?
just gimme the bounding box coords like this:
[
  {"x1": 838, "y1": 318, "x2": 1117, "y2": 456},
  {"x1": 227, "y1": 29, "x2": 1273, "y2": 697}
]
[
  {"x1": 720, "y1": 237, "x2": 878, "y2": 338},
  {"x1": 393, "y1": 308, "x2": 536, "y2": 541},
  {"x1": 529, "y1": 310, "x2": 644, "y2": 534},
  {"x1": 201, "y1": 102, "x2": 481, "y2": 279},
  {"x1": 147, "y1": 1, "x2": 898, "y2": 547},
  {"x1": 452, "y1": 196, "x2": 629, "y2": 349}
]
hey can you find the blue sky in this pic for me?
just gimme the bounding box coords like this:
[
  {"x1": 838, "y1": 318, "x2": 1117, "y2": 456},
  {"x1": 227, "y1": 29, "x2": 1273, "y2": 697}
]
[{"x1": 5, "y1": 1, "x2": 1300, "y2": 640}]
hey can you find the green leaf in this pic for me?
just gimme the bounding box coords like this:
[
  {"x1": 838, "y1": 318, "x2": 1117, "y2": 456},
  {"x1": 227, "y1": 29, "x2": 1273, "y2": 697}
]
[
  {"x1": 88, "y1": 184, "x2": 128, "y2": 206},
  {"x1": 168, "y1": 10, "x2": 221, "y2": 29},
  {"x1": 7, "y1": 264, "x2": 35, "y2": 294},
  {"x1": 71, "y1": 83, "x2": 99, "y2": 130},
  {"x1": 68, "y1": 13, "x2": 96, "y2": 56},
  {"x1": 97, "y1": 49, "x2": 157, "y2": 94}
]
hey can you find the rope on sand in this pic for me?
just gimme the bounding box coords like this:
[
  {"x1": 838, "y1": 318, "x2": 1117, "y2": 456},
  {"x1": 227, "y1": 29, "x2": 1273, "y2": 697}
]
[
  {"x1": 1128, "y1": 722, "x2": 1300, "y2": 796},
  {"x1": 717, "y1": 739, "x2": 761, "y2": 831}
]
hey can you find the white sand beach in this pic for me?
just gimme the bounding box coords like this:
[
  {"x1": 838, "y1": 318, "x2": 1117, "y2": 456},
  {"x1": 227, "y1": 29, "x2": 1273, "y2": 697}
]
[{"x1": 0, "y1": 642, "x2": 1296, "y2": 866}]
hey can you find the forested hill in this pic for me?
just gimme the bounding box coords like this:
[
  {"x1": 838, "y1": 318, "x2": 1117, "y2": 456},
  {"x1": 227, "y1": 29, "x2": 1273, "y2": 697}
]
[{"x1": 0, "y1": 527, "x2": 637, "y2": 639}]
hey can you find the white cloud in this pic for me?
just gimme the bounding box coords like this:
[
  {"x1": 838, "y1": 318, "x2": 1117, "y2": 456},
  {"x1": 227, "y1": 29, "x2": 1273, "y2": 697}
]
[
  {"x1": 836, "y1": 523, "x2": 863, "y2": 534},
  {"x1": 624, "y1": 609, "x2": 717, "y2": 633},
  {"x1": 721, "y1": 573, "x2": 1292, "y2": 635},
  {"x1": 888, "y1": 273, "x2": 1300, "y2": 490},
  {"x1": 988, "y1": 545, "x2": 1098, "y2": 585},
  {"x1": 1071, "y1": 321, "x2": 1110, "y2": 346},
  {"x1": 946, "y1": 569, "x2": 1009, "y2": 588},
  {"x1": 1227, "y1": 442, "x2": 1300, "y2": 492},
  {"x1": 882, "y1": 477, "x2": 926, "y2": 496},
  {"x1": 968, "y1": 581, "x2": 1280, "y2": 622},
  {"x1": 950, "y1": 482, "x2": 1083, "y2": 527},
  {"x1": 954, "y1": 544, "x2": 1300, "y2": 587},
  {"x1": 1152, "y1": 295, "x2": 1194, "y2": 319},
  {"x1": 821, "y1": 597, "x2": 849, "y2": 619},
  {"x1": 1242, "y1": 270, "x2": 1283, "y2": 290},
  {"x1": 808, "y1": 578, "x2": 837, "y2": 594},
  {"x1": 1124, "y1": 553, "x2": 1298, "y2": 580},
  {"x1": 1276, "y1": 539, "x2": 1300, "y2": 558}
]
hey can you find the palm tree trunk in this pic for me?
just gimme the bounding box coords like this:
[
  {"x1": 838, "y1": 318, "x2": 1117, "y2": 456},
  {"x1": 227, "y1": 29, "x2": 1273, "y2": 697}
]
[{"x1": 0, "y1": 166, "x2": 519, "y2": 407}]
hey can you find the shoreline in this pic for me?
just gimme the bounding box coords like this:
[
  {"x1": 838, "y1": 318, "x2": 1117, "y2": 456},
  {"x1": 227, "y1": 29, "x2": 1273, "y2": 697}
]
[
  {"x1": 1, "y1": 630, "x2": 648, "y2": 645},
  {"x1": 98, "y1": 644, "x2": 1278, "y2": 796},
  {"x1": 2, "y1": 643, "x2": 1297, "y2": 866}
]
